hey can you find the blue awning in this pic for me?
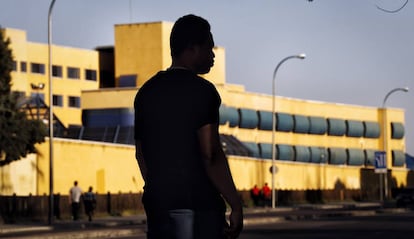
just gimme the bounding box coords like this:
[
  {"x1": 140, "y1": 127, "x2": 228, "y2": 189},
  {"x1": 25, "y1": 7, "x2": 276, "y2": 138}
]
[
  {"x1": 276, "y1": 113, "x2": 294, "y2": 132},
  {"x1": 258, "y1": 110, "x2": 273, "y2": 131},
  {"x1": 364, "y1": 121, "x2": 380, "y2": 138},
  {"x1": 347, "y1": 148, "x2": 365, "y2": 166},
  {"x1": 392, "y1": 150, "x2": 405, "y2": 167},
  {"x1": 309, "y1": 147, "x2": 328, "y2": 163},
  {"x1": 219, "y1": 105, "x2": 239, "y2": 127},
  {"x1": 259, "y1": 143, "x2": 273, "y2": 159},
  {"x1": 239, "y1": 108, "x2": 259, "y2": 129},
  {"x1": 294, "y1": 146, "x2": 310, "y2": 162},
  {"x1": 293, "y1": 115, "x2": 310, "y2": 134},
  {"x1": 277, "y1": 144, "x2": 294, "y2": 161},
  {"x1": 346, "y1": 120, "x2": 364, "y2": 137},
  {"x1": 364, "y1": 149, "x2": 376, "y2": 166},
  {"x1": 327, "y1": 118, "x2": 346, "y2": 136},
  {"x1": 309, "y1": 116, "x2": 327, "y2": 135},
  {"x1": 328, "y1": 147, "x2": 347, "y2": 165},
  {"x1": 243, "y1": 142, "x2": 261, "y2": 158},
  {"x1": 391, "y1": 122, "x2": 405, "y2": 139}
]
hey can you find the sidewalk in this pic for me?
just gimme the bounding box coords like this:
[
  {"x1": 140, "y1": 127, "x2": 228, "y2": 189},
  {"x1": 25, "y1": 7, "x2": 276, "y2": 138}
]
[{"x1": 0, "y1": 202, "x2": 404, "y2": 239}]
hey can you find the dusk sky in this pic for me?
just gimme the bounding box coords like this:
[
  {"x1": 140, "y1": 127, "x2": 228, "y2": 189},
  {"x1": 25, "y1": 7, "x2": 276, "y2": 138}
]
[{"x1": 1, "y1": 0, "x2": 413, "y2": 154}]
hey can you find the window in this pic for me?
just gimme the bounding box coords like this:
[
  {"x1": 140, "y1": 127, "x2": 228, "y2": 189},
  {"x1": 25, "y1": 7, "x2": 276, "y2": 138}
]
[
  {"x1": 85, "y1": 69, "x2": 97, "y2": 81},
  {"x1": 118, "y1": 74, "x2": 136, "y2": 87},
  {"x1": 52, "y1": 65, "x2": 63, "y2": 77},
  {"x1": 12, "y1": 61, "x2": 17, "y2": 71},
  {"x1": 68, "y1": 96, "x2": 81, "y2": 108},
  {"x1": 31, "y1": 63, "x2": 45, "y2": 74},
  {"x1": 67, "y1": 67, "x2": 80, "y2": 79},
  {"x1": 20, "y1": 61, "x2": 27, "y2": 72},
  {"x1": 53, "y1": 95, "x2": 63, "y2": 106}
]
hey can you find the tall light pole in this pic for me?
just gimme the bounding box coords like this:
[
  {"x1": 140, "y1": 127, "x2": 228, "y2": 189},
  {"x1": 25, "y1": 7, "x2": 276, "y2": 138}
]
[
  {"x1": 381, "y1": 87, "x2": 409, "y2": 201},
  {"x1": 48, "y1": 0, "x2": 56, "y2": 225},
  {"x1": 271, "y1": 54, "x2": 306, "y2": 208}
]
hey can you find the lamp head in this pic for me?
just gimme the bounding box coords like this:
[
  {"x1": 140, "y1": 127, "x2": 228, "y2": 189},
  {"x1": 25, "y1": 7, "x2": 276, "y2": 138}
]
[
  {"x1": 298, "y1": 53, "x2": 306, "y2": 59},
  {"x1": 403, "y1": 87, "x2": 409, "y2": 92}
]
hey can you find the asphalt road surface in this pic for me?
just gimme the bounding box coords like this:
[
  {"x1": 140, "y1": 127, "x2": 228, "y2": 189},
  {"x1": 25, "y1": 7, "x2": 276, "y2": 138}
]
[
  {"x1": 5, "y1": 209, "x2": 414, "y2": 239},
  {"x1": 112, "y1": 210, "x2": 414, "y2": 239}
]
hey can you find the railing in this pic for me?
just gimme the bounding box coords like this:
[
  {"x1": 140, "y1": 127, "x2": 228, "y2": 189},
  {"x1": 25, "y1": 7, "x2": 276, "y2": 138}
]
[{"x1": 0, "y1": 192, "x2": 144, "y2": 223}]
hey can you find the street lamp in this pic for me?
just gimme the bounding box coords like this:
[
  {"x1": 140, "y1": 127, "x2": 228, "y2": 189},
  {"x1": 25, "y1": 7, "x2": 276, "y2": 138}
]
[
  {"x1": 271, "y1": 54, "x2": 306, "y2": 208},
  {"x1": 381, "y1": 87, "x2": 409, "y2": 201},
  {"x1": 48, "y1": 0, "x2": 56, "y2": 225},
  {"x1": 30, "y1": 83, "x2": 45, "y2": 120}
]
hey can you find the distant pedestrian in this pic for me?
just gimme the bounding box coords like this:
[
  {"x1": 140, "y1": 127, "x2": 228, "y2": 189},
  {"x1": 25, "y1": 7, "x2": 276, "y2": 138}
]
[
  {"x1": 69, "y1": 181, "x2": 82, "y2": 220},
  {"x1": 250, "y1": 185, "x2": 260, "y2": 206},
  {"x1": 83, "y1": 186, "x2": 96, "y2": 221},
  {"x1": 262, "y1": 183, "x2": 271, "y2": 207}
]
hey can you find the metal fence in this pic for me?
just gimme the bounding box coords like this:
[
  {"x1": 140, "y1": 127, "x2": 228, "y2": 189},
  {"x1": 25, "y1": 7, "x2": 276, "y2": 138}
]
[{"x1": 0, "y1": 192, "x2": 143, "y2": 223}]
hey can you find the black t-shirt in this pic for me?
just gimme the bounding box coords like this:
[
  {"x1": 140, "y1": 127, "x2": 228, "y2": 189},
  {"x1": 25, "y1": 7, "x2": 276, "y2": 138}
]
[{"x1": 134, "y1": 68, "x2": 225, "y2": 212}]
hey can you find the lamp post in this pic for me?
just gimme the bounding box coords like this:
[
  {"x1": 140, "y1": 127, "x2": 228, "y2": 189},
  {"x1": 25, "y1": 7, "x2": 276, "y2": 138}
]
[
  {"x1": 381, "y1": 87, "x2": 409, "y2": 201},
  {"x1": 30, "y1": 83, "x2": 45, "y2": 120},
  {"x1": 48, "y1": 0, "x2": 56, "y2": 225},
  {"x1": 271, "y1": 54, "x2": 306, "y2": 208}
]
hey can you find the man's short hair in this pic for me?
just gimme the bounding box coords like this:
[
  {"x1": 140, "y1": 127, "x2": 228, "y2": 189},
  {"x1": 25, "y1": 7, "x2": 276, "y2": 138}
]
[{"x1": 170, "y1": 14, "x2": 211, "y2": 58}]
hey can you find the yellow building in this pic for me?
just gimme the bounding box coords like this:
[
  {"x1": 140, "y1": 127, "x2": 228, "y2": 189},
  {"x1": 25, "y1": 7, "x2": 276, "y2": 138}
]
[
  {"x1": 0, "y1": 22, "x2": 410, "y2": 202},
  {"x1": 5, "y1": 28, "x2": 99, "y2": 127}
]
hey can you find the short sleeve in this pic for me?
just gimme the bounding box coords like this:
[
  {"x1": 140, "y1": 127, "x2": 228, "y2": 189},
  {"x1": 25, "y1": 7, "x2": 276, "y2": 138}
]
[
  {"x1": 197, "y1": 81, "x2": 221, "y2": 128},
  {"x1": 134, "y1": 90, "x2": 142, "y2": 140}
]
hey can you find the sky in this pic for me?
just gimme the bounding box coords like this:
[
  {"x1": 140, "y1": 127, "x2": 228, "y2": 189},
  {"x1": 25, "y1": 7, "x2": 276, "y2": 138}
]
[{"x1": 1, "y1": 0, "x2": 413, "y2": 153}]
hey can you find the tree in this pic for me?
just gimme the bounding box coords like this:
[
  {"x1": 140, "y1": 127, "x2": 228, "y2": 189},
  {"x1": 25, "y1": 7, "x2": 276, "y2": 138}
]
[{"x1": 0, "y1": 28, "x2": 47, "y2": 166}]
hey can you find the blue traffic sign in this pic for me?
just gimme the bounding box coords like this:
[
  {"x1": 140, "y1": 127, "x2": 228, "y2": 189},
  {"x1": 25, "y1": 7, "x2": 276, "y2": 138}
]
[{"x1": 374, "y1": 151, "x2": 387, "y2": 173}]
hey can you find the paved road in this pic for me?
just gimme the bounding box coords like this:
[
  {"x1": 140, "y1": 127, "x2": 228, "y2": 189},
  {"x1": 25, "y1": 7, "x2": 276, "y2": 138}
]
[
  {"x1": 3, "y1": 203, "x2": 412, "y2": 239},
  {"x1": 240, "y1": 210, "x2": 414, "y2": 239},
  {"x1": 44, "y1": 209, "x2": 414, "y2": 239}
]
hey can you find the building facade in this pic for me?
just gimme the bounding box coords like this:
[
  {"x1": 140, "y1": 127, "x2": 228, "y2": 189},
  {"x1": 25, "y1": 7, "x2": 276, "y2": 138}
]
[{"x1": 0, "y1": 22, "x2": 410, "y2": 201}]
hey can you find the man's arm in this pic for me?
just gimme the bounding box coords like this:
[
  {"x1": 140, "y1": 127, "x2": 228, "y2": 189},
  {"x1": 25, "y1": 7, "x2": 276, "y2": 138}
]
[
  {"x1": 135, "y1": 140, "x2": 148, "y2": 182},
  {"x1": 197, "y1": 123, "x2": 243, "y2": 238}
]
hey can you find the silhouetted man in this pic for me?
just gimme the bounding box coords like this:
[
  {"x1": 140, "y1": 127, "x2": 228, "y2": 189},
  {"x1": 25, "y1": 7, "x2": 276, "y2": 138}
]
[{"x1": 134, "y1": 14, "x2": 243, "y2": 238}]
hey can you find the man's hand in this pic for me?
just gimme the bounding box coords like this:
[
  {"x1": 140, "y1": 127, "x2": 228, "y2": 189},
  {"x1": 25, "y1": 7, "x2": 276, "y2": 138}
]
[{"x1": 225, "y1": 209, "x2": 243, "y2": 239}]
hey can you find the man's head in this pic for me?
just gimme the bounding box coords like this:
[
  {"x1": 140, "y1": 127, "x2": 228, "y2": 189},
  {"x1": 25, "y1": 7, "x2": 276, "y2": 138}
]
[{"x1": 170, "y1": 14, "x2": 215, "y2": 74}]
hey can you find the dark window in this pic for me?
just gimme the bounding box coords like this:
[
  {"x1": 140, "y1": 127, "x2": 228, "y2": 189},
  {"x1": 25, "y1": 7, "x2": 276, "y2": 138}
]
[
  {"x1": 53, "y1": 95, "x2": 63, "y2": 106},
  {"x1": 67, "y1": 67, "x2": 80, "y2": 79},
  {"x1": 118, "y1": 74, "x2": 136, "y2": 87},
  {"x1": 52, "y1": 65, "x2": 63, "y2": 77},
  {"x1": 68, "y1": 96, "x2": 81, "y2": 108},
  {"x1": 31, "y1": 63, "x2": 45, "y2": 74},
  {"x1": 20, "y1": 61, "x2": 27, "y2": 72},
  {"x1": 12, "y1": 61, "x2": 17, "y2": 71},
  {"x1": 85, "y1": 69, "x2": 97, "y2": 81}
]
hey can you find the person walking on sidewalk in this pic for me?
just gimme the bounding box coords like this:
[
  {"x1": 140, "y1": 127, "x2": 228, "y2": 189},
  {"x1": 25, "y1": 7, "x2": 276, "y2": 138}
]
[
  {"x1": 69, "y1": 180, "x2": 82, "y2": 221},
  {"x1": 83, "y1": 186, "x2": 96, "y2": 222},
  {"x1": 134, "y1": 14, "x2": 243, "y2": 239}
]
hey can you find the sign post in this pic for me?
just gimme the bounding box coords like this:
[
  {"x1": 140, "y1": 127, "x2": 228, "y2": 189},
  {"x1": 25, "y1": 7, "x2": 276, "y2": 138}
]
[{"x1": 375, "y1": 151, "x2": 387, "y2": 201}]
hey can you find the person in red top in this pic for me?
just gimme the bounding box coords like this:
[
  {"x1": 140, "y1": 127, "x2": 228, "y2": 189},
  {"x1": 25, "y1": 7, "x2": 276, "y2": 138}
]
[
  {"x1": 261, "y1": 183, "x2": 271, "y2": 207},
  {"x1": 250, "y1": 185, "x2": 260, "y2": 206}
]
